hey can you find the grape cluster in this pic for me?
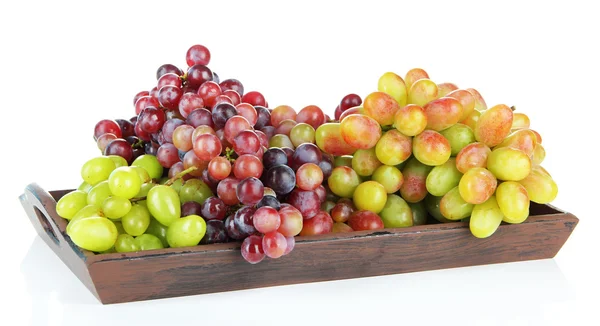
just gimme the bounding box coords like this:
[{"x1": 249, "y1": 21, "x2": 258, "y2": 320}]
[{"x1": 57, "y1": 44, "x2": 558, "y2": 265}]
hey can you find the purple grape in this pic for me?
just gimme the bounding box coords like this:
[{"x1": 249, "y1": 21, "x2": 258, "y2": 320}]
[
  {"x1": 263, "y1": 148, "x2": 288, "y2": 169},
  {"x1": 200, "y1": 220, "x2": 229, "y2": 244},
  {"x1": 182, "y1": 201, "x2": 203, "y2": 217},
  {"x1": 200, "y1": 197, "x2": 227, "y2": 221}
]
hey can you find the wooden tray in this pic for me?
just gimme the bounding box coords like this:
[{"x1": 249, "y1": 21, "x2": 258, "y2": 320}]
[{"x1": 19, "y1": 183, "x2": 578, "y2": 305}]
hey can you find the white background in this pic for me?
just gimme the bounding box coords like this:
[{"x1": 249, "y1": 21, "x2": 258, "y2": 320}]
[{"x1": 1, "y1": 0, "x2": 598, "y2": 325}]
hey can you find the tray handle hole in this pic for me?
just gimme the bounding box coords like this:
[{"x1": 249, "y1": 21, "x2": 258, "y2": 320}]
[{"x1": 35, "y1": 207, "x2": 59, "y2": 245}]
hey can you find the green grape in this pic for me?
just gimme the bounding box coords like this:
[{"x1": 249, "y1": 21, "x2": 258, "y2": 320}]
[
  {"x1": 80, "y1": 156, "x2": 117, "y2": 186},
  {"x1": 474, "y1": 104, "x2": 513, "y2": 147},
  {"x1": 379, "y1": 194, "x2": 413, "y2": 228},
  {"x1": 378, "y1": 72, "x2": 408, "y2": 107},
  {"x1": 121, "y1": 204, "x2": 151, "y2": 236},
  {"x1": 68, "y1": 205, "x2": 103, "y2": 231},
  {"x1": 290, "y1": 122, "x2": 316, "y2": 147},
  {"x1": 101, "y1": 196, "x2": 132, "y2": 220},
  {"x1": 353, "y1": 181, "x2": 387, "y2": 214},
  {"x1": 334, "y1": 155, "x2": 353, "y2": 168},
  {"x1": 132, "y1": 154, "x2": 164, "y2": 180},
  {"x1": 496, "y1": 181, "x2": 530, "y2": 224},
  {"x1": 78, "y1": 181, "x2": 93, "y2": 193},
  {"x1": 424, "y1": 195, "x2": 452, "y2": 223},
  {"x1": 113, "y1": 221, "x2": 126, "y2": 234},
  {"x1": 518, "y1": 166, "x2": 558, "y2": 204},
  {"x1": 269, "y1": 134, "x2": 294, "y2": 149},
  {"x1": 67, "y1": 216, "x2": 118, "y2": 252},
  {"x1": 408, "y1": 202, "x2": 428, "y2": 226},
  {"x1": 115, "y1": 234, "x2": 140, "y2": 253},
  {"x1": 425, "y1": 158, "x2": 463, "y2": 197},
  {"x1": 371, "y1": 165, "x2": 403, "y2": 194},
  {"x1": 532, "y1": 144, "x2": 546, "y2": 165},
  {"x1": 315, "y1": 123, "x2": 357, "y2": 156},
  {"x1": 108, "y1": 155, "x2": 128, "y2": 168},
  {"x1": 87, "y1": 181, "x2": 112, "y2": 207},
  {"x1": 108, "y1": 167, "x2": 142, "y2": 199},
  {"x1": 439, "y1": 186, "x2": 474, "y2": 220},
  {"x1": 352, "y1": 148, "x2": 382, "y2": 177},
  {"x1": 134, "y1": 234, "x2": 164, "y2": 251},
  {"x1": 328, "y1": 166, "x2": 361, "y2": 198},
  {"x1": 56, "y1": 190, "x2": 88, "y2": 220},
  {"x1": 321, "y1": 200, "x2": 336, "y2": 214},
  {"x1": 470, "y1": 196, "x2": 504, "y2": 238},
  {"x1": 131, "y1": 166, "x2": 151, "y2": 183},
  {"x1": 166, "y1": 215, "x2": 207, "y2": 248},
  {"x1": 135, "y1": 182, "x2": 157, "y2": 198},
  {"x1": 147, "y1": 185, "x2": 181, "y2": 226},
  {"x1": 145, "y1": 219, "x2": 169, "y2": 247},
  {"x1": 440, "y1": 124, "x2": 476, "y2": 156},
  {"x1": 494, "y1": 129, "x2": 536, "y2": 157},
  {"x1": 407, "y1": 78, "x2": 438, "y2": 107},
  {"x1": 487, "y1": 147, "x2": 531, "y2": 181},
  {"x1": 169, "y1": 178, "x2": 184, "y2": 193},
  {"x1": 375, "y1": 129, "x2": 412, "y2": 166},
  {"x1": 179, "y1": 179, "x2": 212, "y2": 204}
]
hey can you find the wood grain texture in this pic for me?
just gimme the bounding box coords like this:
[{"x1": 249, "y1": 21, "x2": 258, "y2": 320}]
[{"x1": 21, "y1": 183, "x2": 579, "y2": 305}]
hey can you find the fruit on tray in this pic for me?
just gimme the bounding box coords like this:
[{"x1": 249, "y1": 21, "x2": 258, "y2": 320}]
[{"x1": 55, "y1": 44, "x2": 559, "y2": 264}]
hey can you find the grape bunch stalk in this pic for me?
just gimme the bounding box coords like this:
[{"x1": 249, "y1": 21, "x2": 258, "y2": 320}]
[{"x1": 56, "y1": 44, "x2": 558, "y2": 264}]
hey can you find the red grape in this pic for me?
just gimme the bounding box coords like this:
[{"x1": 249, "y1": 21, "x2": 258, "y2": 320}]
[
  {"x1": 241, "y1": 91, "x2": 266, "y2": 106},
  {"x1": 339, "y1": 93, "x2": 362, "y2": 112},
  {"x1": 178, "y1": 93, "x2": 205, "y2": 118},
  {"x1": 235, "y1": 103, "x2": 258, "y2": 126},
  {"x1": 225, "y1": 214, "x2": 243, "y2": 240},
  {"x1": 255, "y1": 130, "x2": 269, "y2": 148},
  {"x1": 94, "y1": 119, "x2": 122, "y2": 140},
  {"x1": 172, "y1": 124, "x2": 194, "y2": 151},
  {"x1": 287, "y1": 188, "x2": 321, "y2": 219},
  {"x1": 296, "y1": 163, "x2": 324, "y2": 191},
  {"x1": 181, "y1": 201, "x2": 203, "y2": 217},
  {"x1": 138, "y1": 107, "x2": 166, "y2": 134},
  {"x1": 104, "y1": 139, "x2": 134, "y2": 164},
  {"x1": 233, "y1": 130, "x2": 261, "y2": 155},
  {"x1": 296, "y1": 105, "x2": 326, "y2": 129},
  {"x1": 241, "y1": 235, "x2": 264, "y2": 264},
  {"x1": 213, "y1": 94, "x2": 233, "y2": 107},
  {"x1": 220, "y1": 79, "x2": 244, "y2": 96},
  {"x1": 168, "y1": 161, "x2": 192, "y2": 181},
  {"x1": 158, "y1": 73, "x2": 182, "y2": 89},
  {"x1": 299, "y1": 211, "x2": 333, "y2": 236},
  {"x1": 255, "y1": 106, "x2": 271, "y2": 129},
  {"x1": 158, "y1": 85, "x2": 183, "y2": 110},
  {"x1": 200, "y1": 196, "x2": 227, "y2": 221},
  {"x1": 283, "y1": 236, "x2": 295, "y2": 255},
  {"x1": 197, "y1": 81, "x2": 221, "y2": 108},
  {"x1": 236, "y1": 177, "x2": 265, "y2": 205},
  {"x1": 156, "y1": 64, "x2": 183, "y2": 79},
  {"x1": 115, "y1": 119, "x2": 135, "y2": 138},
  {"x1": 271, "y1": 105, "x2": 296, "y2": 127},
  {"x1": 233, "y1": 205, "x2": 257, "y2": 236},
  {"x1": 217, "y1": 177, "x2": 240, "y2": 206},
  {"x1": 212, "y1": 102, "x2": 238, "y2": 129},
  {"x1": 161, "y1": 118, "x2": 185, "y2": 144},
  {"x1": 182, "y1": 150, "x2": 208, "y2": 177},
  {"x1": 186, "y1": 108, "x2": 214, "y2": 129},
  {"x1": 224, "y1": 115, "x2": 251, "y2": 144},
  {"x1": 135, "y1": 96, "x2": 160, "y2": 115},
  {"x1": 348, "y1": 210, "x2": 384, "y2": 231},
  {"x1": 134, "y1": 91, "x2": 150, "y2": 105},
  {"x1": 208, "y1": 156, "x2": 231, "y2": 181},
  {"x1": 97, "y1": 133, "x2": 117, "y2": 152},
  {"x1": 200, "y1": 220, "x2": 229, "y2": 245},
  {"x1": 193, "y1": 133, "x2": 222, "y2": 161},
  {"x1": 262, "y1": 231, "x2": 287, "y2": 259},
  {"x1": 274, "y1": 119, "x2": 297, "y2": 136},
  {"x1": 156, "y1": 143, "x2": 180, "y2": 168},
  {"x1": 223, "y1": 90, "x2": 241, "y2": 106},
  {"x1": 331, "y1": 199, "x2": 355, "y2": 223},
  {"x1": 186, "y1": 44, "x2": 211, "y2": 66},
  {"x1": 186, "y1": 64, "x2": 213, "y2": 89},
  {"x1": 233, "y1": 154, "x2": 263, "y2": 179},
  {"x1": 314, "y1": 184, "x2": 326, "y2": 203}
]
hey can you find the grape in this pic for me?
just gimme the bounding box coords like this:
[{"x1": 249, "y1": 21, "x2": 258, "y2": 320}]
[
  {"x1": 439, "y1": 186, "x2": 474, "y2": 220},
  {"x1": 86, "y1": 181, "x2": 112, "y2": 207},
  {"x1": 271, "y1": 105, "x2": 297, "y2": 127},
  {"x1": 470, "y1": 196, "x2": 503, "y2": 238},
  {"x1": 101, "y1": 196, "x2": 132, "y2": 220},
  {"x1": 233, "y1": 130, "x2": 260, "y2": 155},
  {"x1": 253, "y1": 207, "x2": 281, "y2": 234},
  {"x1": 460, "y1": 110, "x2": 480, "y2": 131},
  {"x1": 208, "y1": 156, "x2": 231, "y2": 181},
  {"x1": 518, "y1": 166, "x2": 558, "y2": 204},
  {"x1": 186, "y1": 108, "x2": 214, "y2": 129},
  {"x1": 115, "y1": 234, "x2": 140, "y2": 253},
  {"x1": 241, "y1": 235, "x2": 265, "y2": 264},
  {"x1": 224, "y1": 115, "x2": 251, "y2": 144},
  {"x1": 233, "y1": 154, "x2": 263, "y2": 179},
  {"x1": 167, "y1": 215, "x2": 207, "y2": 248},
  {"x1": 192, "y1": 125, "x2": 217, "y2": 143},
  {"x1": 67, "y1": 216, "x2": 118, "y2": 252},
  {"x1": 224, "y1": 214, "x2": 243, "y2": 240},
  {"x1": 97, "y1": 133, "x2": 118, "y2": 152},
  {"x1": 237, "y1": 177, "x2": 264, "y2": 205},
  {"x1": 224, "y1": 90, "x2": 242, "y2": 106},
  {"x1": 437, "y1": 83, "x2": 459, "y2": 98},
  {"x1": 334, "y1": 105, "x2": 343, "y2": 120},
  {"x1": 220, "y1": 78, "x2": 244, "y2": 95},
  {"x1": 289, "y1": 123, "x2": 316, "y2": 147},
  {"x1": 408, "y1": 79, "x2": 438, "y2": 107},
  {"x1": 404, "y1": 68, "x2": 430, "y2": 90},
  {"x1": 511, "y1": 113, "x2": 531, "y2": 130},
  {"x1": 133, "y1": 91, "x2": 150, "y2": 105},
  {"x1": 328, "y1": 166, "x2": 360, "y2": 198},
  {"x1": 287, "y1": 189, "x2": 321, "y2": 219},
  {"x1": 213, "y1": 94, "x2": 233, "y2": 107},
  {"x1": 186, "y1": 64, "x2": 213, "y2": 89},
  {"x1": 371, "y1": 165, "x2": 403, "y2": 194},
  {"x1": 331, "y1": 199, "x2": 355, "y2": 223},
  {"x1": 132, "y1": 154, "x2": 163, "y2": 180},
  {"x1": 423, "y1": 97, "x2": 463, "y2": 131},
  {"x1": 300, "y1": 211, "x2": 334, "y2": 236},
  {"x1": 157, "y1": 64, "x2": 183, "y2": 79},
  {"x1": 375, "y1": 129, "x2": 412, "y2": 166},
  {"x1": 197, "y1": 81, "x2": 221, "y2": 108},
  {"x1": 262, "y1": 165, "x2": 296, "y2": 196},
  {"x1": 496, "y1": 181, "x2": 530, "y2": 223},
  {"x1": 178, "y1": 93, "x2": 205, "y2": 118},
  {"x1": 81, "y1": 156, "x2": 116, "y2": 186},
  {"x1": 474, "y1": 104, "x2": 513, "y2": 147},
  {"x1": 262, "y1": 232, "x2": 287, "y2": 259},
  {"x1": 349, "y1": 148, "x2": 379, "y2": 177},
  {"x1": 186, "y1": 44, "x2": 211, "y2": 66},
  {"x1": 458, "y1": 167, "x2": 497, "y2": 204},
  {"x1": 347, "y1": 210, "x2": 384, "y2": 231},
  {"x1": 339, "y1": 93, "x2": 363, "y2": 113},
  {"x1": 455, "y1": 142, "x2": 491, "y2": 174},
  {"x1": 363, "y1": 91, "x2": 399, "y2": 126},
  {"x1": 393, "y1": 104, "x2": 427, "y2": 137},
  {"x1": 200, "y1": 220, "x2": 229, "y2": 244},
  {"x1": 156, "y1": 143, "x2": 180, "y2": 168},
  {"x1": 314, "y1": 185, "x2": 327, "y2": 203},
  {"x1": 340, "y1": 114, "x2": 382, "y2": 149},
  {"x1": 318, "y1": 154, "x2": 334, "y2": 180},
  {"x1": 171, "y1": 124, "x2": 194, "y2": 152},
  {"x1": 282, "y1": 147, "x2": 295, "y2": 162},
  {"x1": 241, "y1": 91, "x2": 266, "y2": 107},
  {"x1": 487, "y1": 147, "x2": 531, "y2": 181},
  {"x1": 296, "y1": 105, "x2": 326, "y2": 129},
  {"x1": 408, "y1": 202, "x2": 428, "y2": 226},
  {"x1": 466, "y1": 88, "x2": 487, "y2": 111},
  {"x1": 314, "y1": 123, "x2": 356, "y2": 156},
  {"x1": 211, "y1": 103, "x2": 237, "y2": 129},
  {"x1": 269, "y1": 134, "x2": 294, "y2": 149},
  {"x1": 94, "y1": 119, "x2": 122, "y2": 140},
  {"x1": 108, "y1": 167, "x2": 142, "y2": 199},
  {"x1": 400, "y1": 157, "x2": 433, "y2": 203},
  {"x1": 179, "y1": 179, "x2": 213, "y2": 204},
  {"x1": 257, "y1": 195, "x2": 281, "y2": 211},
  {"x1": 135, "y1": 234, "x2": 164, "y2": 251},
  {"x1": 121, "y1": 204, "x2": 151, "y2": 236},
  {"x1": 495, "y1": 129, "x2": 537, "y2": 157},
  {"x1": 158, "y1": 73, "x2": 182, "y2": 89},
  {"x1": 339, "y1": 106, "x2": 365, "y2": 122},
  {"x1": 424, "y1": 194, "x2": 451, "y2": 223},
  {"x1": 201, "y1": 168, "x2": 219, "y2": 192},
  {"x1": 56, "y1": 190, "x2": 88, "y2": 220},
  {"x1": 379, "y1": 194, "x2": 413, "y2": 228},
  {"x1": 277, "y1": 204, "x2": 303, "y2": 236},
  {"x1": 217, "y1": 177, "x2": 240, "y2": 206},
  {"x1": 353, "y1": 181, "x2": 387, "y2": 214},
  {"x1": 157, "y1": 85, "x2": 183, "y2": 110},
  {"x1": 147, "y1": 185, "x2": 181, "y2": 226},
  {"x1": 182, "y1": 150, "x2": 208, "y2": 177},
  {"x1": 439, "y1": 124, "x2": 476, "y2": 156},
  {"x1": 255, "y1": 106, "x2": 271, "y2": 129},
  {"x1": 332, "y1": 223, "x2": 354, "y2": 233},
  {"x1": 296, "y1": 163, "x2": 323, "y2": 191},
  {"x1": 445, "y1": 89, "x2": 475, "y2": 121},
  {"x1": 533, "y1": 144, "x2": 546, "y2": 165},
  {"x1": 68, "y1": 205, "x2": 102, "y2": 233},
  {"x1": 378, "y1": 72, "x2": 407, "y2": 107},
  {"x1": 145, "y1": 218, "x2": 169, "y2": 247},
  {"x1": 321, "y1": 200, "x2": 336, "y2": 213},
  {"x1": 193, "y1": 134, "x2": 222, "y2": 161},
  {"x1": 274, "y1": 119, "x2": 297, "y2": 136},
  {"x1": 425, "y1": 158, "x2": 463, "y2": 196},
  {"x1": 234, "y1": 103, "x2": 258, "y2": 126},
  {"x1": 263, "y1": 147, "x2": 288, "y2": 169},
  {"x1": 412, "y1": 130, "x2": 451, "y2": 166},
  {"x1": 233, "y1": 205, "x2": 257, "y2": 236},
  {"x1": 291, "y1": 143, "x2": 322, "y2": 170},
  {"x1": 182, "y1": 201, "x2": 203, "y2": 217},
  {"x1": 135, "y1": 96, "x2": 161, "y2": 115},
  {"x1": 134, "y1": 121, "x2": 151, "y2": 142},
  {"x1": 160, "y1": 119, "x2": 184, "y2": 145}
]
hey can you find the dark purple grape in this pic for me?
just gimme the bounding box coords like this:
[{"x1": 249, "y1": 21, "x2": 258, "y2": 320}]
[
  {"x1": 263, "y1": 165, "x2": 296, "y2": 196},
  {"x1": 282, "y1": 147, "x2": 295, "y2": 163},
  {"x1": 115, "y1": 119, "x2": 135, "y2": 138},
  {"x1": 254, "y1": 106, "x2": 271, "y2": 129},
  {"x1": 225, "y1": 215, "x2": 243, "y2": 240},
  {"x1": 200, "y1": 197, "x2": 227, "y2": 221},
  {"x1": 161, "y1": 118, "x2": 185, "y2": 143},
  {"x1": 260, "y1": 126, "x2": 276, "y2": 140},
  {"x1": 104, "y1": 139, "x2": 134, "y2": 164},
  {"x1": 125, "y1": 135, "x2": 142, "y2": 146},
  {"x1": 319, "y1": 153, "x2": 334, "y2": 180},
  {"x1": 186, "y1": 64, "x2": 213, "y2": 89},
  {"x1": 256, "y1": 195, "x2": 281, "y2": 211},
  {"x1": 212, "y1": 72, "x2": 220, "y2": 84},
  {"x1": 132, "y1": 147, "x2": 145, "y2": 160},
  {"x1": 263, "y1": 148, "x2": 288, "y2": 169},
  {"x1": 287, "y1": 188, "x2": 321, "y2": 219},
  {"x1": 182, "y1": 201, "x2": 203, "y2": 217},
  {"x1": 233, "y1": 206, "x2": 257, "y2": 237},
  {"x1": 201, "y1": 168, "x2": 219, "y2": 192},
  {"x1": 291, "y1": 143, "x2": 322, "y2": 170},
  {"x1": 186, "y1": 108, "x2": 214, "y2": 128},
  {"x1": 144, "y1": 141, "x2": 160, "y2": 155},
  {"x1": 138, "y1": 107, "x2": 167, "y2": 134},
  {"x1": 156, "y1": 64, "x2": 183, "y2": 79},
  {"x1": 200, "y1": 220, "x2": 229, "y2": 244},
  {"x1": 212, "y1": 103, "x2": 238, "y2": 129},
  {"x1": 219, "y1": 78, "x2": 244, "y2": 96}
]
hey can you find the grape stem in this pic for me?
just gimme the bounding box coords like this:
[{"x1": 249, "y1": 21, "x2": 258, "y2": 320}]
[
  {"x1": 511, "y1": 105, "x2": 517, "y2": 111},
  {"x1": 164, "y1": 166, "x2": 198, "y2": 186},
  {"x1": 130, "y1": 197, "x2": 146, "y2": 202}
]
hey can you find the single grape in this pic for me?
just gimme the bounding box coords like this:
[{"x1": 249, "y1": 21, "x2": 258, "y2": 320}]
[
  {"x1": 269, "y1": 134, "x2": 294, "y2": 149},
  {"x1": 340, "y1": 114, "x2": 382, "y2": 150},
  {"x1": 353, "y1": 181, "x2": 387, "y2": 214},
  {"x1": 167, "y1": 215, "x2": 207, "y2": 248},
  {"x1": 394, "y1": 104, "x2": 427, "y2": 137},
  {"x1": 233, "y1": 154, "x2": 263, "y2": 179},
  {"x1": 470, "y1": 196, "x2": 503, "y2": 238},
  {"x1": 241, "y1": 91, "x2": 266, "y2": 107},
  {"x1": 182, "y1": 150, "x2": 208, "y2": 177},
  {"x1": 94, "y1": 119, "x2": 122, "y2": 140},
  {"x1": 437, "y1": 82, "x2": 459, "y2": 98},
  {"x1": 186, "y1": 44, "x2": 211, "y2": 66},
  {"x1": 379, "y1": 194, "x2": 413, "y2": 228},
  {"x1": 158, "y1": 73, "x2": 182, "y2": 89},
  {"x1": 107, "y1": 167, "x2": 142, "y2": 199},
  {"x1": 220, "y1": 79, "x2": 244, "y2": 96},
  {"x1": 277, "y1": 204, "x2": 303, "y2": 236},
  {"x1": 347, "y1": 210, "x2": 384, "y2": 231},
  {"x1": 157, "y1": 85, "x2": 183, "y2": 110},
  {"x1": 193, "y1": 134, "x2": 222, "y2": 161},
  {"x1": 233, "y1": 130, "x2": 261, "y2": 155},
  {"x1": 494, "y1": 129, "x2": 537, "y2": 157},
  {"x1": 466, "y1": 88, "x2": 488, "y2": 111},
  {"x1": 145, "y1": 218, "x2": 169, "y2": 247},
  {"x1": 439, "y1": 124, "x2": 476, "y2": 156},
  {"x1": 487, "y1": 147, "x2": 531, "y2": 181},
  {"x1": 101, "y1": 196, "x2": 132, "y2": 220},
  {"x1": 56, "y1": 190, "x2": 88, "y2": 220},
  {"x1": 408, "y1": 202, "x2": 428, "y2": 226},
  {"x1": 225, "y1": 214, "x2": 244, "y2": 240},
  {"x1": 299, "y1": 211, "x2": 334, "y2": 236},
  {"x1": 114, "y1": 234, "x2": 140, "y2": 253},
  {"x1": 287, "y1": 188, "x2": 321, "y2": 219},
  {"x1": 439, "y1": 186, "x2": 474, "y2": 220},
  {"x1": 296, "y1": 105, "x2": 326, "y2": 129},
  {"x1": 132, "y1": 154, "x2": 164, "y2": 180},
  {"x1": 291, "y1": 143, "x2": 322, "y2": 170},
  {"x1": 270, "y1": 105, "x2": 297, "y2": 127},
  {"x1": 262, "y1": 165, "x2": 296, "y2": 196},
  {"x1": 133, "y1": 91, "x2": 150, "y2": 106},
  {"x1": 274, "y1": 119, "x2": 297, "y2": 137},
  {"x1": 156, "y1": 64, "x2": 183, "y2": 79},
  {"x1": 351, "y1": 148, "x2": 381, "y2": 177},
  {"x1": 331, "y1": 198, "x2": 355, "y2": 223},
  {"x1": 186, "y1": 108, "x2": 214, "y2": 129},
  {"x1": 474, "y1": 104, "x2": 513, "y2": 147},
  {"x1": 446, "y1": 89, "x2": 475, "y2": 121},
  {"x1": 458, "y1": 167, "x2": 498, "y2": 204},
  {"x1": 181, "y1": 201, "x2": 203, "y2": 217},
  {"x1": 178, "y1": 93, "x2": 205, "y2": 118},
  {"x1": 253, "y1": 206, "x2": 281, "y2": 234},
  {"x1": 412, "y1": 130, "x2": 451, "y2": 166},
  {"x1": 67, "y1": 216, "x2": 118, "y2": 252},
  {"x1": 86, "y1": 181, "x2": 112, "y2": 207},
  {"x1": 399, "y1": 157, "x2": 434, "y2": 203},
  {"x1": 81, "y1": 156, "x2": 117, "y2": 186},
  {"x1": 217, "y1": 177, "x2": 240, "y2": 206},
  {"x1": 511, "y1": 113, "x2": 531, "y2": 130},
  {"x1": 121, "y1": 204, "x2": 151, "y2": 236},
  {"x1": 371, "y1": 165, "x2": 403, "y2": 194},
  {"x1": 147, "y1": 185, "x2": 181, "y2": 226},
  {"x1": 496, "y1": 181, "x2": 530, "y2": 223},
  {"x1": 290, "y1": 123, "x2": 316, "y2": 147},
  {"x1": 237, "y1": 177, "x2": 265, "y2": 206},
  {"x1": 255, "y1": 106, "x2": 271, "y2": 129},
  {"x1": 425, "y1": 158, "x2": 463, "y2": 197},
  {"x1": 423, "y1": 97, "x2": 463, "y2": 131},
  {"x1": 256, "y1": 195, "x2": 281, "y2": 210},
  {"x1": 241, "y1": 235, "x2": 265, "y2": 264},
  {"x1": 208, "y1": 156, "x2": 231, "y2": 181},
  {"x1": 200, "y1": 220, "x2": 229, "y2": 244},
  {"x1": 179, "y1": 179, "x2": 213, "y2": 205},
  {"x1": 135, "y1": 234, "x2": 164, "y2": 251},
  {"x1": 332, "y1": 222, "x2": 354, "y2": 233},
  {"x1": 363, "y1": 91, "x2": 398, "y2": 126},
  {"x1": 315, "y1": 123, "x2": 356, "y2": 156},
  {"x1": 235, "y1": 103, "x2": 258, "y2": 126},
  {"x1": 186, "y1": 64, "x2": 213, "y2": 89},
  {"x1": 197, "y1": 81, "x2": 222, "y2": 108},
  {"x1": 233, "y1": 205, "x2": 257, "y2": 237},
  {"x1": 518, "y1": 166, "x2": 558, "y2": 204},
  {"x1": 327, "y1": 166, "x2": 360, "y2": 198},
  {"x1": 404, "y1": 68, "x2": 430, "y2": 90},
  {"x1": 455, "y1": 142, "x2": 491, "y2": 174},
  {"x1": 223, "y1": 90, "x2": 242, "y2": 106},
  {"x1": 262, "y1": 231, "x2": 287, "y2": 259},
  {"x1": 155, "y1": 143, "x2": 179, "y2": 168}
]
